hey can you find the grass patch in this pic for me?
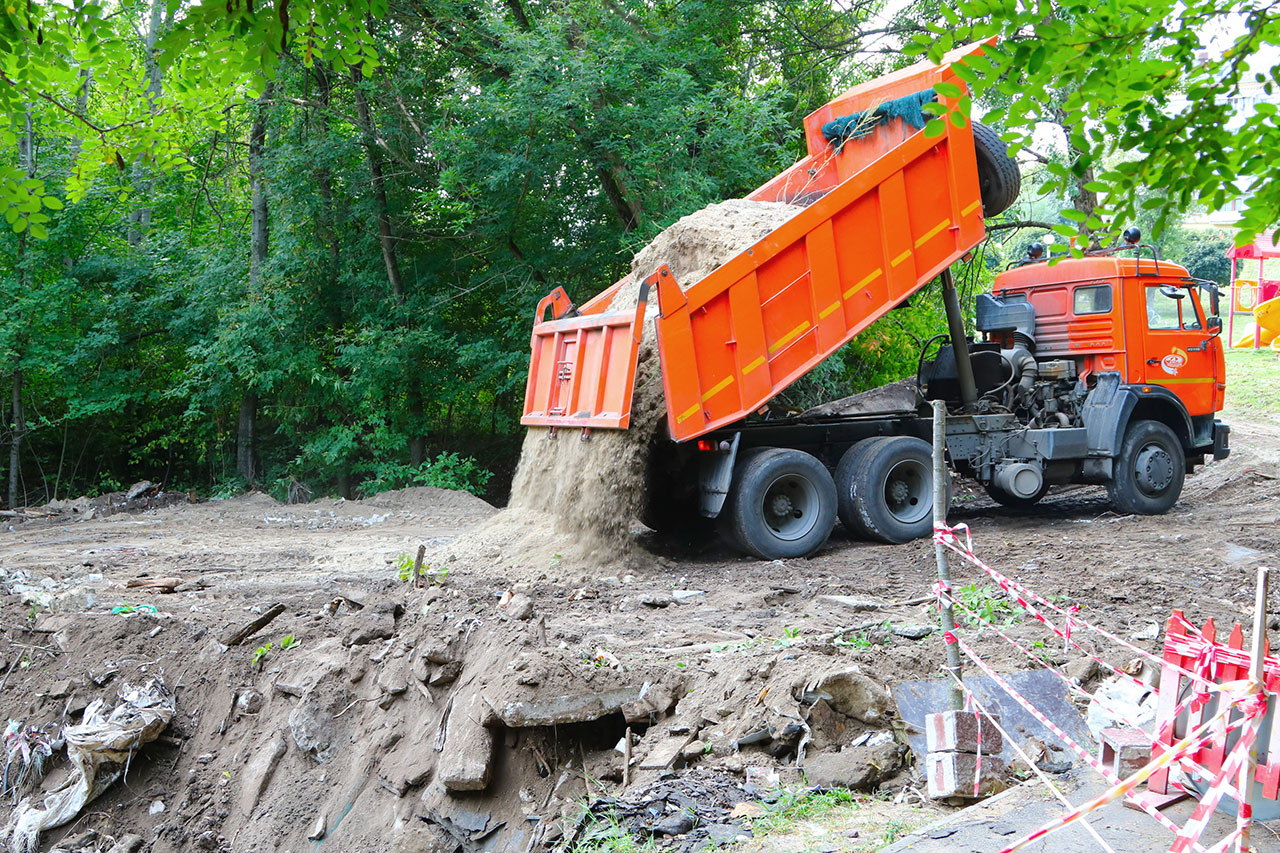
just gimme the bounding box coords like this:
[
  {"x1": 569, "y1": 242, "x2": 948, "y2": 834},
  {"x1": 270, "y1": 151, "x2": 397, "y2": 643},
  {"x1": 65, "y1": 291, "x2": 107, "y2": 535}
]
[
  {"x1": 1224, "y1": 350, "x2": 1280, "y2": 415},
  {"x1": 568, "y1": 809, "x2": 659, "y2": 853},
  {"x1": 751, "y1": 788, "x2": 859, "y2": 835}
]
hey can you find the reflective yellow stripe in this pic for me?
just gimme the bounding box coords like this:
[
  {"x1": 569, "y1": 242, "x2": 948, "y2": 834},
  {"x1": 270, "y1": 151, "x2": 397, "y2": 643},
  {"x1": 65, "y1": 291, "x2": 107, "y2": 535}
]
[
  {"x1": 819, "y1": 301, "x2": 842, "y2": 320},
  {"x1": 844, "y1": 268, "x2": 882, "y2": 299},
  {"x1": 742, "y1": 356, "x2": 766, "y2": 375},
  {"x1": 676, "y1": 403, "x2": 701, "y2": 424},
  {"x1": 768, "y1": 320, "x2": 812, "y2": 354},
  {"x1": 961, "y1": 199, "x2": 982, "y2": 217},
  {"x1": 914, "y1": 218, "x2": 951, "y2": 248},
  {"x1": 701, "y1": 375, "x2": 735, "y2": 402},
  {"x1": 891, "y1": 250, "x2": 912, "y2": 268},
  {"x1": 1147, "y1": 378, "x2": 1214, "y2": 385}
]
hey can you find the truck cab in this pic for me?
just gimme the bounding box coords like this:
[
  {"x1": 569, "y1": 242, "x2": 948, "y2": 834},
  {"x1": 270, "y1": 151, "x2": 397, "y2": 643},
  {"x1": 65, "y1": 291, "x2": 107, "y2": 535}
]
[{"x1": 987, "y1": 253, "x2": 1229, "y2": 488}]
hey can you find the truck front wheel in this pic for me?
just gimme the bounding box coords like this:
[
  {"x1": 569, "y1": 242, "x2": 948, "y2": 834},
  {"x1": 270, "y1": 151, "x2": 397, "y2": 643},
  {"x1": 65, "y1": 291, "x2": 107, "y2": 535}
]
[
  {"x1": 724, "y1": 448, "x2": 837, "y2": 559},
  {"x1": 1107, "y1": 419, "x2": 1186, "y2": 514},
  {"x1": 837, "y1": 436, "x2": 945, "y2": 544}
]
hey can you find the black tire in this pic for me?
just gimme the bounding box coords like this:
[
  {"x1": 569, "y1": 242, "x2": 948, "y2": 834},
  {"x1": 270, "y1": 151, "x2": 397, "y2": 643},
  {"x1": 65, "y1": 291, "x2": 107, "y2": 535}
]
[
  {"x1": 835, "y1": 438, "x2": 891, "y2": 538},
  {"x1": 723, "y1": 448, "x2": 837, "y2": 559},
  {"x1": 972, "y1": 122, "x2": 1021, "y2": 218},
  {"x1": 1107, "y1": 419, "x2": 1186, "y2": 515},
  {"x1": 840, "y1": 436, "x2": 947, "y2": 544},
  {"x1": 984, "y1": 481, "x2": 1050, "y2": 510}
]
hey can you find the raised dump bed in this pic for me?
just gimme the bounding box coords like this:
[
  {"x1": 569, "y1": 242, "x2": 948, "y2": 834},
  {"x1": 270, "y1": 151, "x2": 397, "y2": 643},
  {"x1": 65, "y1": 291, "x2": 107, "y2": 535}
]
[{"x1": 522, "y1": 41, "x2": 999, "y2": 440}]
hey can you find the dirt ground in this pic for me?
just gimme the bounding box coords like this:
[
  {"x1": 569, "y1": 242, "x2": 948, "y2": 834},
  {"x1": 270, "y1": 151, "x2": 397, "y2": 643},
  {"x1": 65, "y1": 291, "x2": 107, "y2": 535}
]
[{"x1": 0, "y1": 408, "x2": 1275, "y2": 852}]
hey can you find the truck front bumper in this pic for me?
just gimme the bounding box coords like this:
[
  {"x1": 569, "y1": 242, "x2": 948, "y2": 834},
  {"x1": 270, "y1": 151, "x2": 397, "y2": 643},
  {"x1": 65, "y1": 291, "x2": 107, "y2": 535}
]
[{"x1": 1213, "y1": 420, "x2": 1230, "y2": 461}]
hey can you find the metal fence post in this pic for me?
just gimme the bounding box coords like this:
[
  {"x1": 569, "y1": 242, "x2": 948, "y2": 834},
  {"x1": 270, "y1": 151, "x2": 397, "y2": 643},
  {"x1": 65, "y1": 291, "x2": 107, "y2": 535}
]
[{"x1": 932, "y1": 399, "x2": 963, "y2": 710}]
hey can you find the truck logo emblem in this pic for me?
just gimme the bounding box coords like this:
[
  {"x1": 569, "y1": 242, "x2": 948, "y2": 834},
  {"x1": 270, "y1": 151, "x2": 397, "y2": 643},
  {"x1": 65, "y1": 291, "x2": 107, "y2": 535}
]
[{"x1": 1161, "y1": 347, "x2": 1187, "y2": 375}]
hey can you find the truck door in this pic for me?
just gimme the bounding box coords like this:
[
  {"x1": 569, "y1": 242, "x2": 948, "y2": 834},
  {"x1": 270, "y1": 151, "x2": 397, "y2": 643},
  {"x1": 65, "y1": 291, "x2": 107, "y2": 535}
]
[{"x1": 1132, "y1": 283, "x2": 1219, "y2": 417}]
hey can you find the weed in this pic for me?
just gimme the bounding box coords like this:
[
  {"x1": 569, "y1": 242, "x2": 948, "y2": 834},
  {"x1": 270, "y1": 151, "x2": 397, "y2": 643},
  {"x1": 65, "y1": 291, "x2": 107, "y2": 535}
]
[
  {"x1": 835, "y1": 631, "x2": 873, "y2": 649},
  {"x1": 25, "y1": 604, "x2": 39, "y2": 623},
  {"x1": 279, "y1": 634, "x2": 298, "y2": 651},
  {"x1": 252, "y1": 642, "x2": 272, "y2": 669},
  {"x1": 567, "y1": 807, "x2": 657, "y2": 853},
  {"x1": 395, "y1": 552, "x2": 448, "y2": 586},
  {"x1": 955, "y1": 583, "x2": 1020, "y2": 627},
  {"x1": 882, "y1": 817, "x2": 911, "y2": 844},
  {"x1": 750, "y1": 788, "x2": 857, "y2": 835}
]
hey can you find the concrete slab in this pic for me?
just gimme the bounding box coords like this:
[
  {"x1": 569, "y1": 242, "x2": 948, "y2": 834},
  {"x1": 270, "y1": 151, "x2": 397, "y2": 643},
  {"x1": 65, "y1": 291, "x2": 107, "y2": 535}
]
[
  {"x1": 884, "y1": 767, "x2": 1280, "y2": 852},
  {"x1": 894, "y1": 671, "x2": 1094, "y2": 766}
]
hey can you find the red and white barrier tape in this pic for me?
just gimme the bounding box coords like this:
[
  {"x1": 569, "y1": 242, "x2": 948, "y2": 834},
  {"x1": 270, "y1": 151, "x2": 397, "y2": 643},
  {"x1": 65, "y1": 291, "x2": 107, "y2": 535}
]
[
  {"x1": 935, "y1": 523, "x2": 1217, "y2": 690},
  {"x1": 943, "y1": 669, "x2": 1118, "y2": 853},
  {"x1": 948, "y1": 632, "x2": 1206, "y2": 848}
]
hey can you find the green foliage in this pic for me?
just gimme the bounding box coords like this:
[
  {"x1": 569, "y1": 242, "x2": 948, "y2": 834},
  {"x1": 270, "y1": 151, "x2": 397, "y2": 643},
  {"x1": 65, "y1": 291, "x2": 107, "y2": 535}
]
[
  {"x1": 279, "y1": 634, "x2": 298, "y2": 651},
  {"x1": 252, "y1": 642, "x2": 272, "y2": 668},
  {"x1": 356, "y1": 453, "x2": 492, "y2": 498},
  {"x1": 955, "y1": 584, "x2": 1020, "y2": 628},
  {"x1": 909, "y1": 1, "x2": 1280, "y2": 245},
  {"x1": 0, "y1": 0, "x2": 924, "y2": 507},
  {"x1": 395, "y1": 551, "x2": 448, "y2": 585}
]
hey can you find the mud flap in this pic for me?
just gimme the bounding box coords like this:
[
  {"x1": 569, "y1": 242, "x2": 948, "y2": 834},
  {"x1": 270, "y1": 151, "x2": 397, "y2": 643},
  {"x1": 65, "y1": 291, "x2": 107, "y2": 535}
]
[{"x1": 697, "y1": 432, "x2": 740, "y2": 518}]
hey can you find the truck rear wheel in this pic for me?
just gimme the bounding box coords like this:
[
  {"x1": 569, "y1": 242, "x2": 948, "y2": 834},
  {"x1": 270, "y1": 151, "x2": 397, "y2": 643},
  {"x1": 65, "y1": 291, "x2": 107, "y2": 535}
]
[
  {"x1": 973, "y1": 122, "x2": 1021, "y2": 218},
  {"x1": 724, "y1": 448, "x2": 837, "y2": 559},
  {"x1": 838, "y1": 436, "x2": 945, "y2": 544},
  {"x1": 1107, "y1": 419, "x2": 1185, "y2": 514}
]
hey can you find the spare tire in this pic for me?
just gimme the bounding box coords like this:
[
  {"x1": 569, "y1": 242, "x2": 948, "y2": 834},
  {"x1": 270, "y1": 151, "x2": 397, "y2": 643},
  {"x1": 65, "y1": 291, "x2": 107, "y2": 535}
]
[{"x1": 972, "y1": 122, "x2": 1021, "y2": 218}]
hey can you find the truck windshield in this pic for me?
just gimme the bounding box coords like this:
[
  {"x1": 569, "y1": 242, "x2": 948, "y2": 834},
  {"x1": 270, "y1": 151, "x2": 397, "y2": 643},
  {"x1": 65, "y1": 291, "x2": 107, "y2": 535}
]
[{"x1": 1145, "y1": 286, "x2": 1202, "y2": 331}]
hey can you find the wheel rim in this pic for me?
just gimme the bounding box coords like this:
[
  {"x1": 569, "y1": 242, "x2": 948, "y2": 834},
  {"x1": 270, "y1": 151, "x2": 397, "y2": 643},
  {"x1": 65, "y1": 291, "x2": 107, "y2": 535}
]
[
  {"x1": 1134, "y1": 442, "x2": 1175, "y2": 496},
  {"x1": 882, "y1": 458, "x2": 931, "y2": 525},
  {"x1": 760, "y1": 473, "x2": 820, "y2": 541}
]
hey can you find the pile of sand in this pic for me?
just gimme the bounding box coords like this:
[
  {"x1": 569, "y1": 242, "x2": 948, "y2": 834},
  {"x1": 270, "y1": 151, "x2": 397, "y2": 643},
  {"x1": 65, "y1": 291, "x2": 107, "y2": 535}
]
[{"x1": 436, "y1": 199, "x2": 800, "y2": 575}]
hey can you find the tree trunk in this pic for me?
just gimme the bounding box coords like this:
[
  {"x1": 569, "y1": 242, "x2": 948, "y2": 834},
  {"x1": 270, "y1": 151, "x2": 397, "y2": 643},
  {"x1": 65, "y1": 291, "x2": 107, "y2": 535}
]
[
  {"x1": 9, "y1": 370, "x2": 23, "y2": 509},
  {"x1": 237, "y1": 84, "x2": 272, "y2": 486},
  {"x1": 350, "y1": 64, "x2": 405, "y2": 303},
  {"x1": 236, "y1": 393, "x2": 257, "y2": 485},
  {"x1": 127, "y1": 0, "x2": 165, "y2": 245},
  {"x1": 408, "y1": 390, "x2": 426, "y2": 466},
  {"x1": 10, "y1": 111, "x2": 34, "y2": 508},
  {"x1": 311, "y1": 65, "x2": 341, "y2": 273},
  {"x1": 249, "y1": 83, "x2": 273, "y2": 286}
]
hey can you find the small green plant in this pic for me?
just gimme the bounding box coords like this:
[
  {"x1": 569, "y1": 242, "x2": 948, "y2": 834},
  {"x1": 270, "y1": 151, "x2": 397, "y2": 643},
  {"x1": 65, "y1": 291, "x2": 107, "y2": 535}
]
[
  {"x1": 26, "y1": 603, "x2": 39, "y2": 623},
  {"x1": 835, "y1": 631, "x2": 874, "y2": 649},
  {"x1": 956, "y1": 583, "x2": 1020, "y2": 627},
  {"x1": 750, "y1": 788, "x2": 857, "y2": 835},
  {"x1": 252, "y1": 642, "x2": 272, "y2": 668},
  {"x1": 279, "y1": 634, "x2": 298, "y2": 651},
  {"x1": 882, "y1": 817, "x2": 911, "y2": 844},
  {"x1": 567, "y1": 806, "x2": 657, "y2": 853},
  {"x1": 395, "y1": 552, "x2": 448, "y2": 585}
]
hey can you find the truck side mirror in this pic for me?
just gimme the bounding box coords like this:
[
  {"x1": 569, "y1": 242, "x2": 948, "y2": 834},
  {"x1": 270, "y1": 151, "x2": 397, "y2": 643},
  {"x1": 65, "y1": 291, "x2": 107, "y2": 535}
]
[
  {"x1": 1210, "y1": 284, "x2": 1221, "y2": 316},
  {"x1": 1207, "y1": 316, "x2": 1222, "y2": 332}
]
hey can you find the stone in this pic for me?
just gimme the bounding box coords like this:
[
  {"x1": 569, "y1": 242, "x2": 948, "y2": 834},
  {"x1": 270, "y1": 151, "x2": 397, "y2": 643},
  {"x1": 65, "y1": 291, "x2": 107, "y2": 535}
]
[
  {"x1": 289, "y1": 695, "x2": 339, "y2": 763},
  {"x1": 1066, "y1": 656, "x2": 1101, "y2": 684},
  {"x1": 925, "y1": 710, "x2": 1004, "y2": 755},
  {"x1": 106, "y1": 835, "x2": 145, "y2": 853},
  {"x1": 438, "y1": 693, "x2": 495, "y2": 792},
  {"x1": 706, "y1": 823, "x2": 749, "y2": 844},
  {"x1": 236, "y1": 689, "x2": 265, "y2": 716},
  {"x1": 423, "y1": 643, "x2": 455, "y2": 665},
  {"x1": 308, "y1": 815, "x2": 327, "y2": 841},
  {"x1": 681, "y1": 741, "x2": 707, "y2": 760},
  {"x1": 803, "y1": 741, "x2": 901, "y2": 791},
  {"x1": 345, "y1": 605, "x2": 396, "y2": 646},
  {"x1": 730, "y1": 802, "x2": 765, "y2": 819},
  {"x1": 890, "y1": 624, "x2": 933, "y2": 640},
  {"x1": 639, "y1": 593, "x2": 673, "y2": 608},
  {"x1": 429, "y1": 660, "x2": 463, "y2": 686},
  {"x1": 672, "y1": 590, "x2": 706, "y2": 604},
  {"x1": 377, "y1": 660, "x2": 410, "y2": 696},
  {"x1": 504, "y1": 593, "x2": 535, "y2": 620},
  {"x1": 411, "y1": 653, "x2": 431, "y2": 684},
  {"x1": 239, "y1": 733, "x2": 287, "y2": 816},
  {"x1": 925, "y1": 752, "x2": 1007, "y2": 799},
  {"x1": 1099, "y1": 726, "x2": 1149, "y2": 778},
  {"x1": 651, "y1": 813, "x2": 693, "y2": 836},
  {"x1": 817, "y1": 595, "x2": 884, "y2": 613},
  {"x1": 810, "y1": 669, "x2": 893, "y2": 724}
]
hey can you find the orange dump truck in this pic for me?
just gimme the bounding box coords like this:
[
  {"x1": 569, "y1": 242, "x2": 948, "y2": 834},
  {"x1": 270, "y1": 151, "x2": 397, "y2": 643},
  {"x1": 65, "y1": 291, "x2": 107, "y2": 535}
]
[{"x1": 522, "y1": 42, "x2": 1230, "y2": 559}]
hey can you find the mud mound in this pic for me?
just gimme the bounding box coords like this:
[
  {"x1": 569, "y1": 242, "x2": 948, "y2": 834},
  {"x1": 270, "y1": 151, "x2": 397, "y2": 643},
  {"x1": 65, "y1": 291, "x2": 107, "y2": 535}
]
[{"x1": 440, "y1": 199, "x2": 800, "y2": 576}]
